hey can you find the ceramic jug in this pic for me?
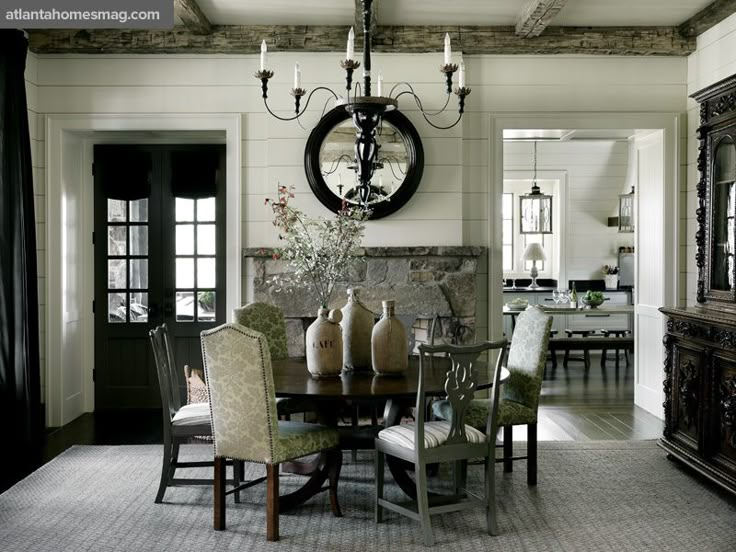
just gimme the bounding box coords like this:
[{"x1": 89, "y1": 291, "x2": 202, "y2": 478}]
[
  {"x1": 306, "y1": 307, "x2": 343, "y2": 377},
  {"x1": 340, "y1": 288, "x2": 375, "y2": 371},
  {"x1": 371, "y1": 300, "x2": 408, "y2": 376}
]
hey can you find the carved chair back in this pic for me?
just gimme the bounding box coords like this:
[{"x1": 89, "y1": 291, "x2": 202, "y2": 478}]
[{"x1": 150, "y1": 324, "x2": 184, "y2": 419}]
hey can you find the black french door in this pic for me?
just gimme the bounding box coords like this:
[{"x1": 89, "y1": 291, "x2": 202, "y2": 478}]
[{"x1": 93, "y1": 145, "x2": 226, "y2": 409}]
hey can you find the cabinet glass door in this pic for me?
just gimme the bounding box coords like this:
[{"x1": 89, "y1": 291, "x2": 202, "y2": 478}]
[{"x1": 711, "y1": 136, "x2": 736, "y2": 292}]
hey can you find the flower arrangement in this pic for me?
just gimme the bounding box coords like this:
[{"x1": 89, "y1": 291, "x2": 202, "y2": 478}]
[
  {"x1": 602, "y1": 265, "x2": 619, "y2": 275},
  {"x1": 265, "y1": 185, "x2": 366, "y2": 308}
]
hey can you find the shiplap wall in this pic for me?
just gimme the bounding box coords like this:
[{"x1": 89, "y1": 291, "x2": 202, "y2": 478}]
[
  {"x1": 685, "y1": 12, "x2": 736, "y2": 306},
  {"x1": 504, "y1": 140, "x2": 635, "y2": 283},
  {"x1": 25, "y1": 52, "x2": 46, "y2": 403},
  {"x1": 30, "y1": 52, "x2": 687, "y2": 406}
]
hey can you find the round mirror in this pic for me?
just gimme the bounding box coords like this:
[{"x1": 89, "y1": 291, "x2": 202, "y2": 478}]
[{"x1": 305, "y1": 107, "x2": 424, "y2": 219}]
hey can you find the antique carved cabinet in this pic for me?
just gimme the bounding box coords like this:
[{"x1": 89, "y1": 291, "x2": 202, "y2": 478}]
[{"x1": 660, "y1": 75, "x2": 736, "y2": 495}]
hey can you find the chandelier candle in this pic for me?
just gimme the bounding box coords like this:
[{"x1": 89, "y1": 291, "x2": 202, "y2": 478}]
[{"x1": 254, "y1": 0, "x2": 470, "y2": 211}]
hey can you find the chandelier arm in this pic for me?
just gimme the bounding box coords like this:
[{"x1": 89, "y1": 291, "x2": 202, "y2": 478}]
[
  {"x1": 322, "y1": 154, "x2": 354, "y2": 176},
  {"x1": 393, "y1": 86, "x2": 451, "y2": 117},
  {"x1": 381, "y1": 156, "x2": 406, "y2": 179},
  {"x1": 262, "y1": 86, "x2": 339, "y2": 122},
  {"x1": 420, "y1": 110, "x2": 463, "y2": 131}
]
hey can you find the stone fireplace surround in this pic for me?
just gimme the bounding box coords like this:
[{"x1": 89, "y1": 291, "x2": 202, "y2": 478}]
[{"x1": 243, "y1": 246, "x2": 486, "y2": 357}]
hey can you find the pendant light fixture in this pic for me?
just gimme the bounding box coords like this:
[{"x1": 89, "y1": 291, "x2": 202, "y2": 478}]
[
  {"x1": 520, "y1": 141, "x2": 553, "y2": 234},
  {"x1": 618, "y1": 186, "x2": 635, "y2": 233}
]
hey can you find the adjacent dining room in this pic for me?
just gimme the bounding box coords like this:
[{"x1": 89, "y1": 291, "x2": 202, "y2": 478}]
[{"x1": 2, "y1": 1, "x2": 736, "y2": 551}]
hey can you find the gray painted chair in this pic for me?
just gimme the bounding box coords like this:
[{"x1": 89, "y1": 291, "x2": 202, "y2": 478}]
[
  {"x1": 201, "y1": 323, "x2": 342, "y2": 541},
  {"x1": 232, "y1": 302, "x2": 312, "y2": 418},
  {"x1": 432, "y1": 306, "x2": 552, "y2": 485},
  {"x1": 374, "y1": 339, "x2": 507, "y2": 546},
  {"x1": 149, "y1": 324, "x2": 239, "y2": 504}
]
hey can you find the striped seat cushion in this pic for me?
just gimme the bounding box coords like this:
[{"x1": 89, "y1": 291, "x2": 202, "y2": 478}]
[
  {"x1": 377, "y1": 421, "x2": 486, "y2": 450},
  {"x1": 172, "y1": 402, "x2": 211, "y2": 427}
]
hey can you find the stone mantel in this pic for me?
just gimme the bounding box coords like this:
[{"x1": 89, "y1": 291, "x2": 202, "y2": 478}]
[
  {"x1": 243, "y1": 246, "x2": 486, "y2": 356},
  {"x1": 243, "y1": 246, "x2": 486, "y2": 258}
]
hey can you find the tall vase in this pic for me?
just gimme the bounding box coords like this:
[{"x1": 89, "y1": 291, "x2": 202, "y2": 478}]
[
  {"x1": 306, "y1": 307, "x2": 343, "y2": 378},
  {"x1": 371, "y1": 300, "x2": 408, "y2": 376},
  {"x1": 340, "y1": 288, "x2": 375, "y2": 372}
]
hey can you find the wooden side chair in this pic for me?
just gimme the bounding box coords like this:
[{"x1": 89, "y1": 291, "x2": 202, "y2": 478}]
[
  {"x1": 149, "y1": 324, "x2": 239, "y2": 504},
  {"x1": 432, "y1": 306, "x2": 552, "y2": 485},
  {"x1": 374, "y1": 339, "x2": 507, "y2": 546},
  {"x1": 201, "y1": 323, "x2": 342, "y2": 542},
  {"x1": 232, "y1": 302, "x2": 312, "y2": 419}
]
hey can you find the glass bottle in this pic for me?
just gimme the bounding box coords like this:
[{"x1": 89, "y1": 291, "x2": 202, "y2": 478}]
[{"x1": 569, "y1": 283, "x2": 578, "y2": 309}]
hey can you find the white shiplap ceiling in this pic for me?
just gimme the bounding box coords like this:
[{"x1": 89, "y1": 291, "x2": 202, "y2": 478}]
[{"x1": 194, "y1": 0, "x2": 712, "y2": 27}]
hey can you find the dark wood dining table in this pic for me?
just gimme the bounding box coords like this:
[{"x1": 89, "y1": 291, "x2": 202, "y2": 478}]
[{"x1": 271, "y1": 356, "x2": 509, "y2": 510}]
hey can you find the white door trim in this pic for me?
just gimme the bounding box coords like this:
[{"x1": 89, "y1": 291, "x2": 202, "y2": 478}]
[
  {"x1": 45, "y1": 113, "x2": 242, "y2": 427},
  {"x1": 489, "y1": 112, "x2": 682, "y2": 418}
]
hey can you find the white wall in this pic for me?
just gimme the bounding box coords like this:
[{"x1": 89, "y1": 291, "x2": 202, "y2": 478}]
[
  {"x1": 32, "y1": 52, "x2": 687, "y2": 409},
  {"x1": 685, "y1": 12, "x2": 736, "y2": 306},
  {"x1": 504, "y1": 140, "x2": 635, "y2": 284}
]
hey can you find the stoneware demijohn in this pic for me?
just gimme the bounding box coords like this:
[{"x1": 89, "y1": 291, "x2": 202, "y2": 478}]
[
  {"x1": 340, "y1": 288, "x2": 375, "y2": 371},
  {"x1": 371, "y1": 300, "x2": 408, "y2": 376},
  {"x1": 306, "y1": 307, "x2": 343, "y2": 378}
]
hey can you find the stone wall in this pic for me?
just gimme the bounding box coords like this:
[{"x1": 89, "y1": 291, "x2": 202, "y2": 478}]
[{"x1": 243, "y1": 246, "x2": 486, "y2": 357}]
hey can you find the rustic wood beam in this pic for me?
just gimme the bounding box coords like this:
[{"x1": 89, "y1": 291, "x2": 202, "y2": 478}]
[
  {"x1": 679, "y1": 0, "x2": 736, "y2": 38},
  {"x1": 27, "y1": 25, "x2": 695, "y2": 56},
  {"x1": 174, "y1": 0, "x2": 212, "y2": 35},
  {"x1": 516, "y1": 0, "x2": 569, "y2": 38},
  {"x1": 354, "y1": 0, "x2": 378, "y2": 34}
]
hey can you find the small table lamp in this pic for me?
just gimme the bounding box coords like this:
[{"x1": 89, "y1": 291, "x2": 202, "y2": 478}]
[{"x1": 521, "y1": 243, "x2": 547, "y2": 289}]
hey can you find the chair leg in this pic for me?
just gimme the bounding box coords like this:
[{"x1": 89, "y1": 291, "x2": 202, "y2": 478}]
[
  {"x1": 527, "y1": 423, "x2": 538, "y2": 486},
  {"x1": 584, "y1": 350, "x2": 591, "y2": 373},
  {"x1": 351, "y1": 404, "x2": 359, "y2": 463},
  {"x1": 485, "y1": 455, "x2": 499, "y2": 536},
  {"x1": 601, "y1": 348, "x2": 607, "y2": 367},
  {"x1": 327, "y1": 449, "x2": 343, "y2": 517},
  {"x1": 374, "y1": 450, "x2": 384, "y2": 524},
  {"x1": 155, "y1": 439, "x2": 173, "y2": 504},
  {"x1": 453, "y1": 459, "x2": 468, "y2": 495},
  {"x1": 266, "y1": 464, "x2": 280, "y2": 542},
  {"x1": 503, "y1": 426, "x2": 513, "y2": 473},
  {"x1": 233, "y1": 460, "x2": 241, "y2": 504},
  {"x1": 415, "y1": 462, "x2": 434, "y2": 547},
  {"x1": 563, "y1": 350, "x2": 570, "y2": 367},
  {"x1": 214, "y1": 456, "x2": 227, "y2": 531}
]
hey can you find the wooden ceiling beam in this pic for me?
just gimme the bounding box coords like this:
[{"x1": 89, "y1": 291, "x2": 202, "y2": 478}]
[
  {"x1": 27, "y1": 25, "x2": 695, "y2": 56},
  {"x1": 679, "y1": 0, "x2": 736, "y2": 38},
  {"x1": 516, "y1": 0, "x2": 569, "y2": 38},
  {"x1": 174, "y1": 0, "x2": 212, "y2": 35}
]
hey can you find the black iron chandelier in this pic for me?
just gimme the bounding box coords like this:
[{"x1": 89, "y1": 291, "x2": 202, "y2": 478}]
[{"x1": 254, "y1": 0, "x2": 470, "y2": 209}]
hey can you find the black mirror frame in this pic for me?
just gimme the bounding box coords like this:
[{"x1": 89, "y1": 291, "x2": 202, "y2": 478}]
[{"x1": 304, "y1": 107, "x2": 424, "y2": 220}]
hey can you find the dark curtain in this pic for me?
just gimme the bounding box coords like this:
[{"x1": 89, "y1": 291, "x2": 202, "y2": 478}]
[{"x1": 0, "y1": 30, "x2": 42, "y2": 489}]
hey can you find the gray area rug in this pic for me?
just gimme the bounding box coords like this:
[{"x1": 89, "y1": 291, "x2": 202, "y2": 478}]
[{"x1": 1, "y1": 441, "x2": 735, "y2": 551}]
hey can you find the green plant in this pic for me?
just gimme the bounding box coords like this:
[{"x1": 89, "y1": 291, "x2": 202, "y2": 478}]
[{"x1": 265, "y1": 185, "x2": 366, "y2": 308}]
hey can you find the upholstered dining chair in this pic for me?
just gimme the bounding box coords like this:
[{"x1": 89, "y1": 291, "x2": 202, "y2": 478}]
[
  {"x1": 149, "y1": 324, "x2": 239, "y2": 504},
  {"x1": 374, "y1": 339, "x2": 507, "y2": 546},
  {"x1": 432, "y1": 306, "x2": 552, "y2": 485},
  {"x1": 201, "y1": 323, "x2": 342, "y2": 542},
  {"x1": 232, "y1": 302, "x2": 312, "y2": 419}
]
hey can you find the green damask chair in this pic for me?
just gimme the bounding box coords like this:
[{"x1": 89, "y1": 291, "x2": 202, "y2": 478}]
[
  {"x1": 432, "y1": 306, "x2": 552, "y2": 485},
  {"x1": 375, "y1": 339, "x2": 507, "y2": 546},
  {"x1": 201, "y1": 323, "x2": 342, "y2": 541},
  {"x1": 233, "y1": 302, "x2": 311, "y2": 419}
]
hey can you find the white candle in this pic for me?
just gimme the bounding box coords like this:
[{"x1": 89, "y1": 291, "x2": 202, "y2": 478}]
[
  {"x1": 347, "y1": 27, "x2": 355, "y2": 61},
  {"x1": 293, "y1": 62, "x2": 301, "y2": 89},
  {"x1": 444, "y1": 33, "x2": 451, "y2": 65},
  {"x1": 260, "y1": 40, "x2": 267, "y2": 71},
  {"x1": 459, "y1": 58, "x2": 466, "y2": 88},
  {"x1": 377, "y1": 71, "x2": 383, "y2": 96}
]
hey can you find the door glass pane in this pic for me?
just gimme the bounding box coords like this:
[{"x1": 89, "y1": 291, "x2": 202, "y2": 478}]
[
  {"x1": 129, "y1": 292, "x2": 149, "y2": 323},
  {"x1": 107, "y1": 199, "x2": 127, "y2": 222},
  {"x1": 503, "y1": 245, "x2": 512, "y2": 272},
  {"x1": 197, "y1": 258, "x2": 216, "y2": 288},
  {"x1": 129, "y1": 226, "x2": 148, "y2": 255},
  {"x1": 107, "y1": 226, "x2": 127, "y2": 255},
  {"x1": 197, "y1": 224, "x2": 216, "y2": 255},
  {"x1": 129, "y1": 259, "x2": 149, "y2": 289},
  {"x1": 176, "y1": 258, "x2": 194, "y2": 288},
  {"x1": 108, "y1": 292, "x2": 127, "y2": 322},
  {"x1": 176, "y1": 291, "x2": 195, "y2": 321},
  {"x1": 197, "y1": 197, "x2": 216, "y2": 221},
  {"x1": 197, "y1": 291, "x2": 216, "y2": 322},
  {"x1": 176, "y1": 225, "x2": 195, "y2": 255},
  {"x1": 129, "y1": 198, "x2": 149, "y2": 222},
  {"x1": 176, "y1": 198, "x2": 195, "y2": 222},
  {"x1": 108, "y1": 259, "x2": 127, "y2": 289},
  {"x1": 715, "y1": 137, "x2": 736, "y2": 184}
]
